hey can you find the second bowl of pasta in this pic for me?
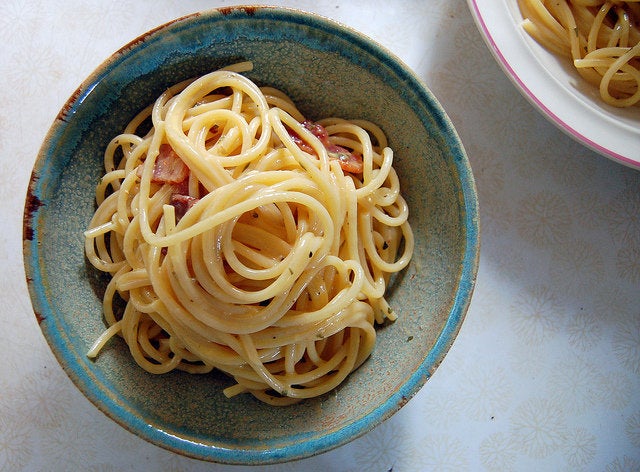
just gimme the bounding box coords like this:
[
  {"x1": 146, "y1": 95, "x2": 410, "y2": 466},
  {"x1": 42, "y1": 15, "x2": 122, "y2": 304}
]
[{"x1": 469, "y1": 0, "x2": 640, "y2": 167}]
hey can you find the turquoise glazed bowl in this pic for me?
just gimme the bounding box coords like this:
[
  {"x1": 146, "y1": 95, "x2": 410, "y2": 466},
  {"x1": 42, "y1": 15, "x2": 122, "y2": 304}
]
[{"x1": 23, "y1": 6, "x2": 479, "y2": 465}]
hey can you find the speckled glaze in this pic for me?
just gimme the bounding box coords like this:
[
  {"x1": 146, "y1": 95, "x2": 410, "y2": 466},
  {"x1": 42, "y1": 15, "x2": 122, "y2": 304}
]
[{"x1": 23, "y1": 6, "x2": 479, "y2": 465}]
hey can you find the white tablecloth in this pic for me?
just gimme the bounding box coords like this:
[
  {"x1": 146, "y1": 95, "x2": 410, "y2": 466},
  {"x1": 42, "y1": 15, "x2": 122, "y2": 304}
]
[{"x1": 2, "y1": 1, "x2": 639, "y2": 470}]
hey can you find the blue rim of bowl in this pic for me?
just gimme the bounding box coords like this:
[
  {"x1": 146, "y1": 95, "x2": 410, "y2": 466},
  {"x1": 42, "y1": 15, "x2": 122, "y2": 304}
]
[{"x1": 23, "y1": 5, "x2": 479, "y2": 465}]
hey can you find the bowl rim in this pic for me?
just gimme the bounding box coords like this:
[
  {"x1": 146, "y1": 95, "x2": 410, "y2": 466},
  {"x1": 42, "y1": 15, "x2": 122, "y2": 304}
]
[{"x1": 23, "y1": 5, "x2": 480, "y2": 465}]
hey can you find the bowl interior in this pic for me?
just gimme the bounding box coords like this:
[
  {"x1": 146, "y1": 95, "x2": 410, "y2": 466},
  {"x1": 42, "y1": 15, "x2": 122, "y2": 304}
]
[{"x1": 23, "y1": 6, "x2": 478, "y2": 465}]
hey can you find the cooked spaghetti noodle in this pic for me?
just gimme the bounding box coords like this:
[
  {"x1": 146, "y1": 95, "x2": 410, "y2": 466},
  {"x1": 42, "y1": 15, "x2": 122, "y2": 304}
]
[
  {"x1": 518, "y1": 0, "x2": 640, "y2": 107},
  {"x1": 84, "y1": 62, "x2": 414, "y2": 405}
]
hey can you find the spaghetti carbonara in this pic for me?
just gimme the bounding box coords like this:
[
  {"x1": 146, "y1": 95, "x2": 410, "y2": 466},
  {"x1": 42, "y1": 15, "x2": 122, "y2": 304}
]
[
  {"x1": 518, "y1": 0, "x2": 640, "y2": 107},
  {"x1": 84, "y1": 63, "x2": 414, "y2": 405}
]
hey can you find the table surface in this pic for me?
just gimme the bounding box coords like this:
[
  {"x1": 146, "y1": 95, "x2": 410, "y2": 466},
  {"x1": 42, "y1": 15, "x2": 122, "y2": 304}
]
[{"x1": 2, "y1": 1, "x2": 639, "y2": 471}]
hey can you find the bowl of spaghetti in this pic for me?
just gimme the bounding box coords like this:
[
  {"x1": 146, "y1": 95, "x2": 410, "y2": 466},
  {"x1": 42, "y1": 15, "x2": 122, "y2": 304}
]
[
  {"x1": 23, "y1": 6, "x2": 479, "y2": 465},
  {"x1": 469, "y1": 0, "x2": 640, "y2": 167}
]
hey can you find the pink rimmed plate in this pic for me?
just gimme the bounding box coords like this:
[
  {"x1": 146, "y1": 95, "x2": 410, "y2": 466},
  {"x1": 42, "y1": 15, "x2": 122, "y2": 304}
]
[{"x1": 468, "y1": 0, "x2": 640, "y2": 168}]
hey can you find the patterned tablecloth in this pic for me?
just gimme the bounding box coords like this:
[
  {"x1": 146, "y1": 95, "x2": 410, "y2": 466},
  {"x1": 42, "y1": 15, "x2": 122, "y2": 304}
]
[{"x1": 2, "y1": 1, "x2": 639, "y2": 471}]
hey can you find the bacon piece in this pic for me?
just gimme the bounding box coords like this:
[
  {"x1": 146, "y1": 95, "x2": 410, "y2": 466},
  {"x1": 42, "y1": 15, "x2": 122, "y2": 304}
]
[
  {"x1": 302, "y1": 120, "x2": 328, "y2": 142},
  {"x1": 170, "y1": 194, "x2": 199, "y2": 221},
  {"x1": 289, "y1": 133, "x2": 315, "y2": 155},
  {"x1": 288, "y1": 120, "x2": 364, "y2": 174},
  {"x1": 326, "y1": 144, "x2": 364, "y2": 174},
  {"x1": 138, "y1": 144, "x2": 189, "y2": 184}
]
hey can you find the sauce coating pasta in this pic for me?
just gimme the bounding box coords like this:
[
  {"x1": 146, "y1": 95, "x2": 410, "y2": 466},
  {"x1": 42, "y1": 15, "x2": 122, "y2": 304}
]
[
  {"x1": 518, "y1": 0, "x2": 640, "y2": 107},
  {"x1": 84, "y1": 63, "x2": 414, "y2": 405}
]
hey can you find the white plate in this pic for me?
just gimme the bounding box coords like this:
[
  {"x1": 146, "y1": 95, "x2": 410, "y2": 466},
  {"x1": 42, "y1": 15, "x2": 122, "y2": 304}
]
[{"x1": 468, "y1": 0, "x2": 640, "y2": 168}]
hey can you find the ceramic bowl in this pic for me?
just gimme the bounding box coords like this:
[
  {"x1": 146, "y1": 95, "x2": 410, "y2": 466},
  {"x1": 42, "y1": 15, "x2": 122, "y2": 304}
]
[{"x1": 23, "y1": 6, "x2": 479, "y2": 465}]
